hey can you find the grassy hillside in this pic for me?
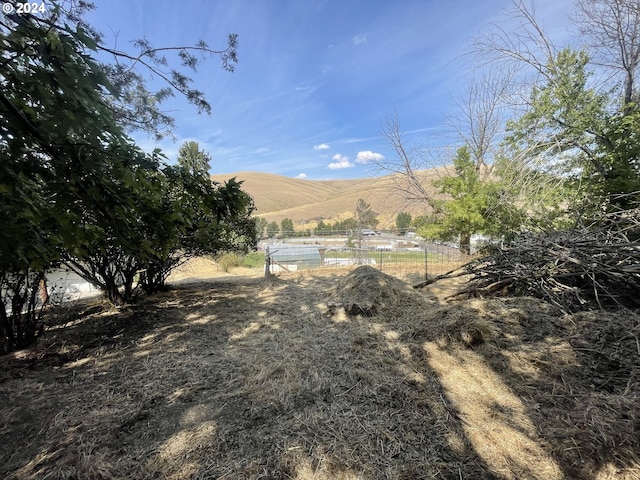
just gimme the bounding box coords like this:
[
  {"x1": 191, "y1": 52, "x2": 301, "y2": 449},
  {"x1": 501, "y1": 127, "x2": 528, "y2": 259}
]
[{"x1": 210, "y1": 170, "x2": 444, "y2": 229}]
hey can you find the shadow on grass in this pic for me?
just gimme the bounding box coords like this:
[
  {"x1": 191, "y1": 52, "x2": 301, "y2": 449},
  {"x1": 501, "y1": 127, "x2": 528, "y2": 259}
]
[
  {"x1": 1, "y1": 271, "x2": 638, "y2": 479},
  {"x1": 410, "y1": 293, "x2": 640, "y2": 480}
]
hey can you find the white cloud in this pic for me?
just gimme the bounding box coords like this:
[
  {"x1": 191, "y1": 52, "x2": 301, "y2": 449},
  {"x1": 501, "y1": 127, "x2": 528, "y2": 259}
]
[
  {"x1": 356, "y1": 150, "x2": 385, "y2": 164},
  {"x1": 328, "y1": 154, "x2": 354, "y2": 170},
  {"x1": 296, "y1": 173, "x2": 307, "y2": 179},
  {"x1": 314, "y1": 143, "x2": 330, "y2": 150},
  {"x1": 353, "y1": 34, "x2": 367, "y2": 45},
  {"x1": 322, "y1": 64, "x2": 334, "y2": 75}
]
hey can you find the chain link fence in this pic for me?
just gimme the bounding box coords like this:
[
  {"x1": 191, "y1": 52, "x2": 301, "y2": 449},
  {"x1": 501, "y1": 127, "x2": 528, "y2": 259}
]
[{"x1": 265, "y1": 242, "x2": 471, "y2": 284}]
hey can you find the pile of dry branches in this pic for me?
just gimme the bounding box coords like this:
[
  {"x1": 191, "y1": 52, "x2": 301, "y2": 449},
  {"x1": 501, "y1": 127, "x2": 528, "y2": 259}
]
[{"x1": 461, "y1": 208, "x2": 640, "y2": 312}]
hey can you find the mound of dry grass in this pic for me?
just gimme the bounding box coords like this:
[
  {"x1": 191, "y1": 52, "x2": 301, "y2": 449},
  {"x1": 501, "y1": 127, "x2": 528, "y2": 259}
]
[{"x1": 324, "y1": 265, "x2": 428, "y2": 317}]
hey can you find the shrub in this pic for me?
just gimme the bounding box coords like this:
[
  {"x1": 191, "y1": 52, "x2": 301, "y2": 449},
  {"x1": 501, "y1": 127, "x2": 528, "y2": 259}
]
[{"x1": 216, "y1": 252, "x2": 242, "y2": 272}]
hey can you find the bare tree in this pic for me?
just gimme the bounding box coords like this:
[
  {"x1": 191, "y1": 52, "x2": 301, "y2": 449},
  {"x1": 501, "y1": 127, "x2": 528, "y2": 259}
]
[
  {"x1": 378, "y1": 112, "x2": 441, "y2": 212},
  {"x1": 574, "y1": 0, "x2": 640, "y2": 108},
  {"x1": 376, "y1": 65, "x2": 513, "y2": 220},
  {"x1": 445, "y1": 66, "x2": 515, "y2": 174},
  {"x1": 354, "y1": 198, "x2": 378, "y2": 254}
]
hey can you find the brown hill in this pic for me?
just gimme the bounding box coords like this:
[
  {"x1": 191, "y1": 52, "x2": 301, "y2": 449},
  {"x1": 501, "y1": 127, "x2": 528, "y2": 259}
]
[{"x1": 210, "y1": 170, "x2": 443, "y2": 229}]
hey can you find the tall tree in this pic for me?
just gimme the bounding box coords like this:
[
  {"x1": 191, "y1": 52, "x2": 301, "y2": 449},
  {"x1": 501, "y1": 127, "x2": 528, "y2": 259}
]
[
  {"x1": 417, "y1": 147, "x2": 503, "y2": 254},
  {"x1": 575, "y1": 0, "x2": 640, "y2": 108},
  {"x1": 177, "y1": 141, "x2": 212, "y2": 178},
  {"x1": 355, "y1": 199, "x2": 379, "y2": 229},
  {"x1": 379, "y1": 113, "x2": 439, "y2": 210},
  {"x1": 476, "y1": 0, "x2": 640, "y2": 213},
  {"x1": 355, "y1": 199, "x2": 378, "y2": 253},
  {"x1": 280, "y1": 218, "x2": 295, "y2": 237},
  {"x1": 396, "y1": 212, "x2": 413, "y2": 234},
  {"x1": 267, "y1": 221, "x2": 280, "y2": 238},
  {"x1": 0, "y1": 1, "x2": 244, "y2": 352},
  {"x1": 377, "y1": 68, "x2": 518, "y2": 238}
]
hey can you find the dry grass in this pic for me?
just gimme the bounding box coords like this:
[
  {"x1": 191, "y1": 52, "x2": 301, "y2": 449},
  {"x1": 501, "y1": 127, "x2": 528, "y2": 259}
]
[{"x1": 1, "y1": 264, "x2": 639, "y2": 479}]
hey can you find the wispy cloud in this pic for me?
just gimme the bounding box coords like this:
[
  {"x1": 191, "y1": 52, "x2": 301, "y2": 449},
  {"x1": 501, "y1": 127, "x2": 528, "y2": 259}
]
[
  {"x1": 296, "y1": 173, "x2": 307, "y2": 179},
  {"x1": 314, "y1": 143, "x2": 330, "y2": 150},
  {"x1": 328, "y1": 153, "x2": 354, "y2": 169},
  {"x1": 356, "y1": 150, "x2": 385, "y2": 163},
  {"x1": 336, "y1": 136, "x2": 379, "y2": 145},
  {"x1": 251, "y1": 147, "x2": 271, "y2": 154},
  {"x1": 353, "y1": 34, "x2": 367, "y2": 45}
]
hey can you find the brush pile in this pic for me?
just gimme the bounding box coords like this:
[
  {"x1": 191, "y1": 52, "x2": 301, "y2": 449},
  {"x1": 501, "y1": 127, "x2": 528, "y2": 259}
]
[{"x1": 459, "y1": 208, "x2": 640, "y2": 312}]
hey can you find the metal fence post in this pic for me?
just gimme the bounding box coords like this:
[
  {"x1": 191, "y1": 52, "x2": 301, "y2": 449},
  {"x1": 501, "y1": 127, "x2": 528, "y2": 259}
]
[
  {"x1": 264, "y1": 246, "x2": 271, "y2": 280},
  {"x1": 424, "y1": 246, "x2": 428, "y2": 281}
]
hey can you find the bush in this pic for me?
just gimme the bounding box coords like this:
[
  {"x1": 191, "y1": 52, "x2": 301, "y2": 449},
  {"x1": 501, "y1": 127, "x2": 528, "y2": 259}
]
[{"x1": 216, "y1": 252, "x2": 242, "y2": 272}]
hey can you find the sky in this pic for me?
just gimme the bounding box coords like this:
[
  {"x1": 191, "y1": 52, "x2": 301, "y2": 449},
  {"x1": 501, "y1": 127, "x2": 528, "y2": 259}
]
[{"x1": 87, "y1": 0, "x2": 576, "y2": 180}]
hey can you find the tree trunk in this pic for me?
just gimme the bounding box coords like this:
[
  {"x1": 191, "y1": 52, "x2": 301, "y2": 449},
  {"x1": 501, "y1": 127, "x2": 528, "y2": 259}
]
[
  {"x1": 104, "y1": 277, "x2": 124, "y2": 306},
  {"x1": 0, "y1": 303, "x2": 14, "y2": 354},
  {"x1": 460, "y1": 234, "x2": 471, "y2": 255}
]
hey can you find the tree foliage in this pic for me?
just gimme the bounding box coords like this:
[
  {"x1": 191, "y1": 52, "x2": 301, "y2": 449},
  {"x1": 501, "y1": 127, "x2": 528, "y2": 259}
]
[
  {"x1": 267, "y1": 221, "x2": 280, "y2": 238},
  {"x1": 0, "y1": 1, "x2": 250, "y2": 353},
  {"x1": 478, "y1": 0, "x2": 640, "y2": 215},
  {"x1": 280, "y1": 218, "x2": 295, "y2": 236},
  {"x1": 384, "y1": 0, "x2": 640, "y2": 251},
  {"x1": 177, "y1": 140, "x2": 212, "y2": 178},
  {"x1": 395, "y1": 212, "x2": 412, "y2": 234},
  {"x1": 417, "y1": 147, "x2": 505, "y2": 254},
  {"x1": 314, "y1": 218, "x2": 358, "y2": 236}
]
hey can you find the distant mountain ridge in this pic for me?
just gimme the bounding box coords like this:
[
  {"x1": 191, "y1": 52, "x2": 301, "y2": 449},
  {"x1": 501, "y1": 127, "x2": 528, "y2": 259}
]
[{"x1": 210, "y1": 170, "x2": 441, "y2": 229}]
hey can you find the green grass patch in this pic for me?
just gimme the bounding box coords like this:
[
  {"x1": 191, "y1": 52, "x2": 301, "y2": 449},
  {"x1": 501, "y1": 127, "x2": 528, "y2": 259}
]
[{"x1": 241, "y1": 251, "x2": 265, "y2": 268}]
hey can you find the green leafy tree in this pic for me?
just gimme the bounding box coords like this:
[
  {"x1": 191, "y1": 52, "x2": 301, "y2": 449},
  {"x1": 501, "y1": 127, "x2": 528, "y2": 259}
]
[
  {"x1": 396, "y1": 212, "x2": 412, "y2": 234},
  {"x1": 478, "y1": 1, "x2": 640, "y2": 215},
  {"x1": 177, "y1": 141, "x2": 212, "y2": 178},
  {"x1": 138, "y1": 171, "x2": 255, "y2": 294},
  {"x1": 267, "y1": 221, "x2": 280, "y2": 238},
  {"x1": 417, "y1": 147, "x2": 503, "y2": 254},
  {"x1": 504, "y1": 48, "x2": 640, "y2": 214},
  {"x1": 0, "y1": 1, "x2": 242, "y2": 352},
  {"x1": 333, "y1": 218, "x2": 357, "y2": 235},
  {"x1": 315, "y1": 221, "x2": 331, "y2": 236},
  {"x1": 280, "y1": 218, "x2": 295, "y2": 237}
]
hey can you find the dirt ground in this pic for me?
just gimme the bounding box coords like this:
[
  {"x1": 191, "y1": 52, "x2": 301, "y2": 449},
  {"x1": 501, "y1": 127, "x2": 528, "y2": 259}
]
[{"x1": 0, "y1": 259, "x2": 639, "y2": 479}]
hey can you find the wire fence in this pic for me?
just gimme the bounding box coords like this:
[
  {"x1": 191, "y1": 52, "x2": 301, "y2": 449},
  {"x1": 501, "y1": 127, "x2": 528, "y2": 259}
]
[{"x1": 265, "y1": 243, "x2": 471, "y2": 284}]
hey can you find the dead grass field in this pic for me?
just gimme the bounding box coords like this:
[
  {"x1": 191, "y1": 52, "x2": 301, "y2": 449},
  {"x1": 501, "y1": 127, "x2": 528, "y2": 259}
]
[{"x1": 1, "y1": 262, "x2": 639, "y2": 479}]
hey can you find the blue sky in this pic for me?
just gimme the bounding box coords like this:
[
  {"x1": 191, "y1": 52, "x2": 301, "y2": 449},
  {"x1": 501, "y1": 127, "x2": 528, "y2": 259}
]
[{"x1": 88, "y1": 0, "x2": 575, "y2": 180}]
